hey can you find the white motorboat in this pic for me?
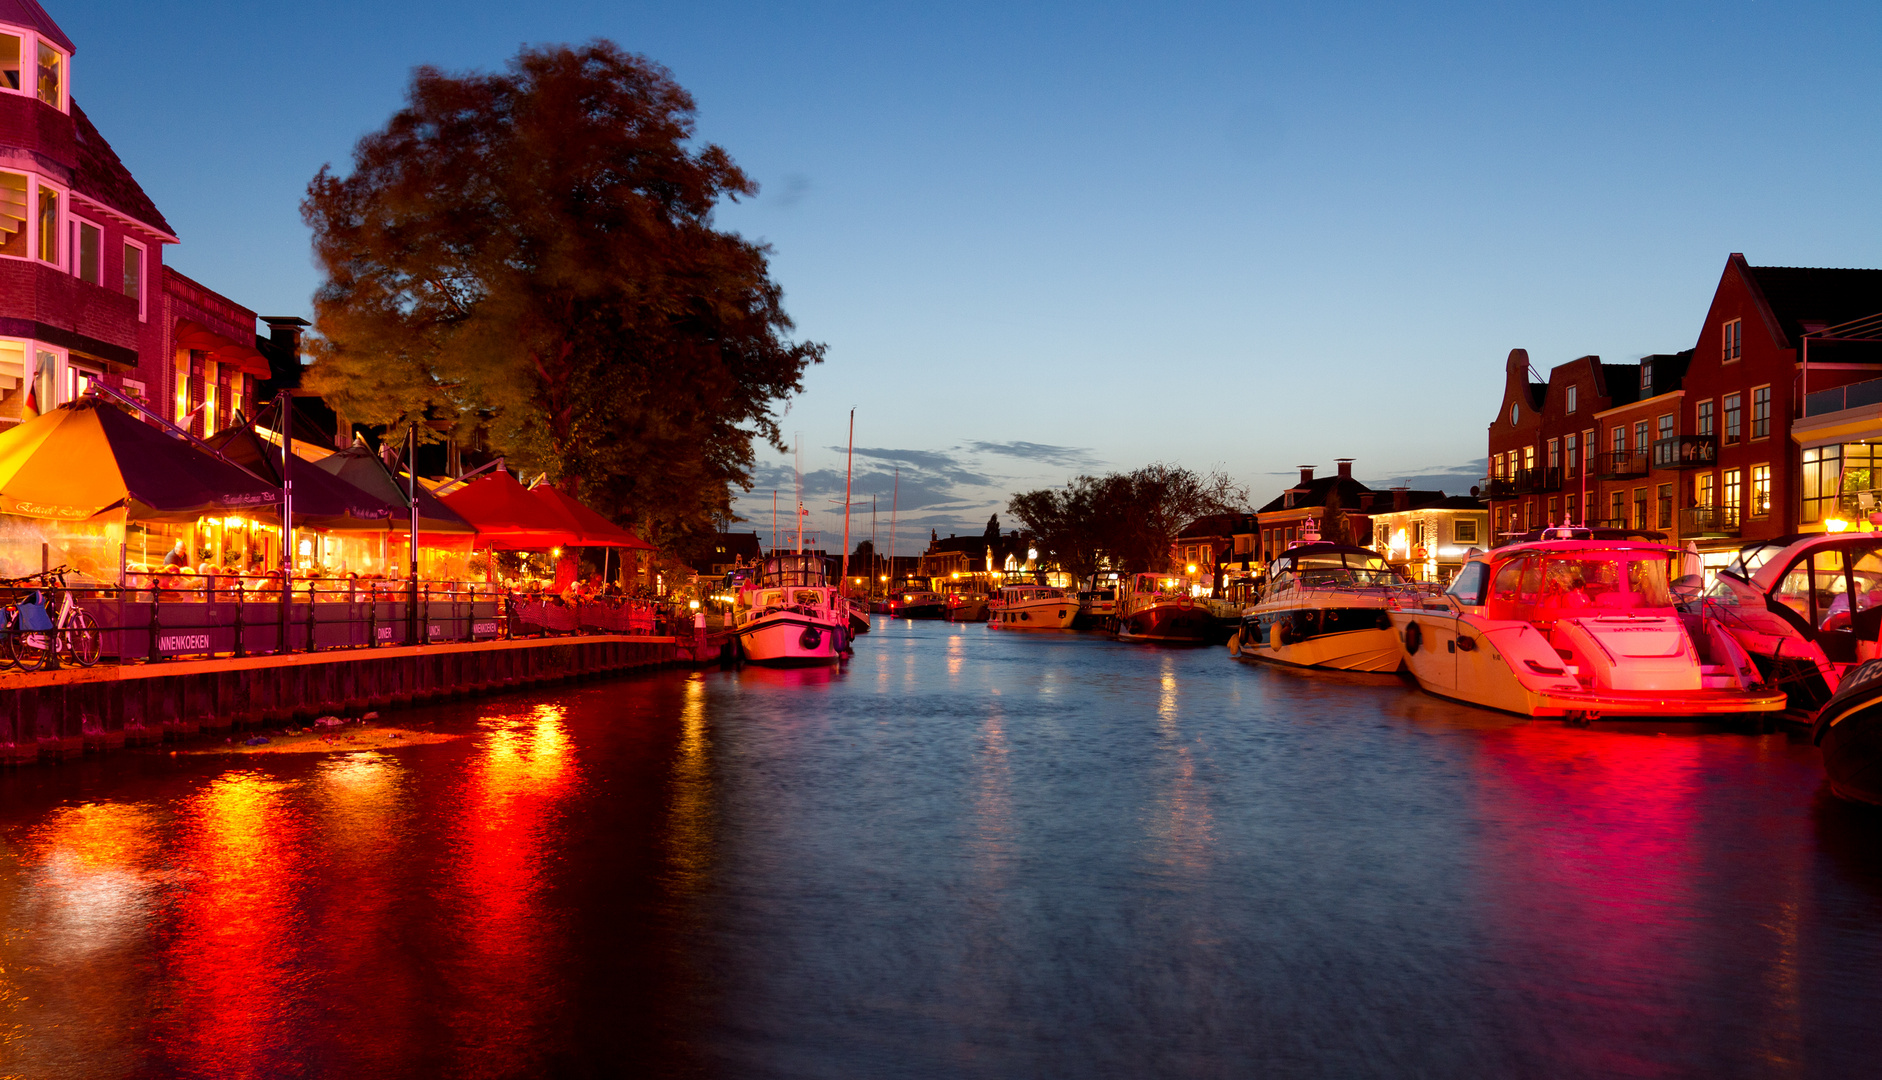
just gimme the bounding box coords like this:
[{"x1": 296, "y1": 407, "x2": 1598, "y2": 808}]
[
  {"x1": 988, "y1": 582, "x2": 1077, "y2": 629},
  {"x1": 1231, "y1": 542, "x2": 1411, "y2": 672},
  {"x1": 732, "y1": 554, "x2": 850, "y2": 665},
  {"x1": 1076, "y1": 573, "x2": 1121, "y2": 629}
]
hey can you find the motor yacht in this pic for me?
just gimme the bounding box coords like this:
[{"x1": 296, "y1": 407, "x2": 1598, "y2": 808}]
[
  {"x1": 1812, "y1": 657, "x2": 1882, "y2": 804},
  {"x1": 1231, "y1": 542, "x2": 1412, "y2": 672},
  {"x1": 942, "y1": 580, "x2": 990, "y2": 622},
  {"x1": 1387, "y1": 530, "x2": 1784, "y2": 719},
  {"x1": 884, "y1": 576, "x2": 946, "y2": 619},
  {"x1": 1075, "y1": 574, "x2": 1121, "y2": 629},
  {"x1": 1114, "y1": 572, "x2": 1217, "y2": 644},
  {"x1": 1693, "y1": 532, "x2": 1882, "y2": 711},
  {"x1": 731, "y1": 554, "x2": 851, "y2": 664},
  {"x1": 988, "y1": 582, "x2": 1077, "y2": 629},
  {"x1": 847, "y1": 596, "x2": 872, "y2": 636}
]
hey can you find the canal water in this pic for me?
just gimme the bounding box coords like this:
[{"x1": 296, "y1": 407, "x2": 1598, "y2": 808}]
[{"x1": 3, "y1": 619, "x2": 1881, "y2": 1079}]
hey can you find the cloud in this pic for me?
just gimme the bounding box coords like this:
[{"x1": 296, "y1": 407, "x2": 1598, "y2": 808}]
[
  {"x1": 1369, "y1": 458, "x2": 1488, "y2": 495},
  {"x1": 965, "y1": 441, "x2": 1100, "y2": 470},
  {"x1": 772, "y1": 173, "x2": 811, "y2": 208}
]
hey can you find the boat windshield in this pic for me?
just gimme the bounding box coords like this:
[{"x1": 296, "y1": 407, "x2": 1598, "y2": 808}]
[
  {"x1": 1720, "y1": 540, "x2": 1792, "y2": 582},
  {"x1": 1485, "y1": 550, "x2": 1675, "y2": 622},
  {"x1": 1287, "y1": 552, "x2": 1404, "y2": 588},
  {"x1": 761, "y1": 556, "x2": 828, "y2": 587}
]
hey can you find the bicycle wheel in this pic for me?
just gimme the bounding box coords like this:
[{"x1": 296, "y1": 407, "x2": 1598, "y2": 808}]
[
  {"x1": 12, "y1": 626, "x2": 49, "y2": 672},
  {"x1": 0, "y1": 612, "x2": 16, "y2": 670},
  {"x1": 65, "y1": 609, "x2": 101, "y2": 667}
]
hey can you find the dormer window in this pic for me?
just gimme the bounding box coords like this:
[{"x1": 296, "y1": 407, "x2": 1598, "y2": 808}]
[
  {"x1": 1640, "y1": 362, "x2": 1653, "y2": 397},
  {"x1": 0, "y1": 25, "x2": 68, "y2": 112}
]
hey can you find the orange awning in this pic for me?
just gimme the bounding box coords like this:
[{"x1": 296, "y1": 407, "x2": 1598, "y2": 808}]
[{"x1": 174, "y1": 319, "x2": 272, "y2": 378}]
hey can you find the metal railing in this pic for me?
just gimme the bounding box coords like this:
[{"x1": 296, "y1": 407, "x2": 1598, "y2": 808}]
[
  {"x1": 1651, "y1": 435, "x2": 1718, "y2": 469},
  {"x1": 0, "y1": 571, "x2": 674, "y2": 669},
  {"x1": 1803, "y1": 375, "x2": 1882, "y2": 418},
  {"x1": 1680, "y1": 506, "x2": 1741, "y2": 538},
  {"x1": 1594, "y1": 450, "x2": 1650, "y2": 480}
]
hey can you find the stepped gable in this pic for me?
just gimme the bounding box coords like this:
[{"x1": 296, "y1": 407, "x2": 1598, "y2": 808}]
[
  {"x1": 1745, "y1": 264, "x2": 1882, "y2": 346},
  {"x1": 0, "y1": 0, "x2": 74, "y2": 52},
  {"x1": 71, "y1": 101, "x2": 173, "y2": 236}
]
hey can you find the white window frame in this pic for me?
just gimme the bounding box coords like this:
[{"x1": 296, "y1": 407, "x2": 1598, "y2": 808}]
[
  {"x1": 1565, "y1": 385, "x2": 1577, "y2": 414},
  {"x1": 0, "y1": 26, "x2": 69, "y2": 112},
  {"x1": 31, "y1": 175, "x2": 64, "y2": 270},
  {"x1": 121, "y1": 236, "x2": 147, "y2": 320},
  {"x1": 71, "y1": 211, "x2": 102, "y2": 286}
]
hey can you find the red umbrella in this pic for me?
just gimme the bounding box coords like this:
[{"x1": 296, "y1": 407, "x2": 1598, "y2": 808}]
[
  {"x1": 529, "y1": 483, "x2": 654, "y2": 549},
  {"x1": 438, "y1": 469, "x2": 579, "y2": 550}
]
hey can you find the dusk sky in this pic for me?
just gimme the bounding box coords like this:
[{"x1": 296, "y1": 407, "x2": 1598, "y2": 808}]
[{"x1": 65, "y1": 1, "x2": 1882, "y2": 552}]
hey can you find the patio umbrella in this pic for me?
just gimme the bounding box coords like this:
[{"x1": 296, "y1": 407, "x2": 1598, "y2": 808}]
[
  {"x1": 438, "y1": 468, "x2": 579, "y2": 550},
  {"x1": 528, "y1": 482, "x2": 653, "y2": 549},
  {"x1": 0, "y1": 399, "x2": 279, "y2": 522},
  {"x1": 1679, "y1": 541, "x2": 1705, "y2": 584},
  {"x1": 204, "y1": 426, "x2": 397, "y2": 530},
  {"x1": 312, "y1": 439, "x2": 476, "y2": 541}
]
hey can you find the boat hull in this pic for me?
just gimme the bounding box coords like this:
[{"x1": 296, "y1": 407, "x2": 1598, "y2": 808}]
[
  {"x1": 1814, "y1": 659, "x2": 1882, "y2": 804},
  {"x1": 886, "y1": 601, "x2": 946, "y2": 619},
  {"x1": 1235, "y1": 626, "x2": 1403, "y2": 673},
  {"x1": 946, "y1": 599, "x2": 989, "y2": 622},
  {"x1": 736, "y1": 614, "x2": 846, "y2": 665},
  {"x1": 990, "y1": 599, "x2": 1077, "y2": 629},
  {"x1": 1116, "y1": 602, "x2": 1216, "y2": 644}
]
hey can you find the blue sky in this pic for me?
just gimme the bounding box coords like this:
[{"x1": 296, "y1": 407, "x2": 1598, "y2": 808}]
[{"x1": 61, "y1": 1, "x2": 1882, "y2": 552}]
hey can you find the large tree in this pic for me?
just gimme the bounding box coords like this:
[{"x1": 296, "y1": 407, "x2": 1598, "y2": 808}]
[
  {"x1": 1008, "y1": 464, "x2": 1247, "y2": 578},
  {"x1": 300, "y1": 42, "x2": 823, "y2": 546}
]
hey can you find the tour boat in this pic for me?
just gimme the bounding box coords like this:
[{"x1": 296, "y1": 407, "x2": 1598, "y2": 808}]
[
  {"x1": 1076, "y1": 574, "x2": 1121, "y2": 629},
  {"x1": 1387, "y1": 529, "x2": 1785, "y2": 719},
  {"x1": 1812, "y1": 657, "x2": 1882, "y2": 804},
  {"x1": 731, "y1": 554, "x2": 851, "y2": 665},
  {"x1": 884, "y1": 576, "x2": 946, "y2": 619},
  {"x1": 1694, "y1": 532, "x2": 1882, "y2": 711},
  {"x1": 988, "y1": 582, "x2": 1078, "y2": 629},
  {"x1": 1113, "y1": 572, "x2": 1217, "y2": 644},
  {"x1": 1231, "y1": 542, "x2": 1412, "y2": 672},
  {"x1": 944, "y1": 585, "x2": 990, "y2": 622}
]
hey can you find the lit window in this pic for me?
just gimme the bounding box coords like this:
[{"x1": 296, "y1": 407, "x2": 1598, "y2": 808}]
[
  {"x1": 1566, "y1": 385, "x2": 1577, "y2": 414},
  {"x1": 36, "y1": 185, "x2": 56, "y2": 263},
  {"x1": 1724, "y1": 393, "x2": 1741, "y2": 443},
  {"x1": 1454, "y1": 518, "x2": 1477, "y2": 544},
  {"x1": 1696, "y1": 399, "x2": 1714, "y2": 437},
  {"x1": 1723, "y1": 319, "x2": 1743, "y2": 361},
  {"x1": 35, "y1": 41, "x2": 60, "y2": 109},
  {"x1": 174, "y1": 369, "x2": 188, "y2": 423},
  {"x1": 1751, "y1": 465, "x2": 1771, "y2": 517},
  {"x1": 0, "y1": 33, "x2": 18, "y2": 92},
  {"x1": 1724, "y1": 469, "x2": 1742, "y2": 521},
  {"x1": 76, "y1": 220, "x2": 99, "y2": 284},
  {"x1": 1697, "y1": 472, "x2": 1714, "y2": 508},
  {"x1": 0, "y1": 171, "x2": 24, "y2": 257},
  {"x1": 1752, "y1": 386, "x2": 1770, "y2": 439},
  {"x1": 1523, "y1": 445, "x2": 1535, "y2": 472}
]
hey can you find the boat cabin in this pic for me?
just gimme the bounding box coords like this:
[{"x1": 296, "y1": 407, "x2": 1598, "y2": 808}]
[
  {"x1": 1710, "y1": 533, "x2": 1882, "y2": 664},
  {"x1": 756, "y1": 554, "x2": 830, "y2": 588},
  {"x1": 1447, "y1": 541, "x2": 1677, "y2": 626},
  {"x1": 1264, "y1": 544, "x2": 1402, "y2": 593}
]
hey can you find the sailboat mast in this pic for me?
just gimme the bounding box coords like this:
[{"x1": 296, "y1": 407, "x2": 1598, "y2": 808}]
[
  {"x1": 888, "y1": 467, "x2": 899, "y2": 588},
  {"x1": 794, "y1": 436, "x2": 805, "y2": 555},
  {"x1": 840, "y1": 409, "x2": 855, "y2": 596},
  {"x1": 772, "y1": 490, "x2": 778, "y2": 558}
]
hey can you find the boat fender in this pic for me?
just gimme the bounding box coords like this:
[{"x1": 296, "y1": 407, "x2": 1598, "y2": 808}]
[
  {"x1": 1272, "y1": 621, "x2": 1290, "y2": 648},
  {"x1": 800, "y1": 626, "x2": 823, "y2": 651},
  {"x1": 1375, "y1": 611, "x2": 1391, "y2": 631},
  {"x1": 1403, "y1": 620, "x2": 1423, "y2": 654},
  {"x1": 1227, "y1": 629, "x2": 1242, "y2": 657}
]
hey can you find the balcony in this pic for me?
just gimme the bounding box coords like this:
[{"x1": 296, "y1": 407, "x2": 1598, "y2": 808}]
[
  {"x1": 1515, "y1": 467, "x2": 1561, "y2": 494},
  {"x1": 1651, "y1": 435, "x2": 1719, "y2": 470},
  {"x1": 1681, "y1": 506, "x2": 1741, "y2": 538},
  {"x1": 1480, "y1": 476, "x2": 1518, "y2": 499},
  {"x1": 1594, "y1": 450, "x2": 1649, "y2": 480},
  {"x1": 1803, "y1": 375, "x2": 1882, "y2": 418}
]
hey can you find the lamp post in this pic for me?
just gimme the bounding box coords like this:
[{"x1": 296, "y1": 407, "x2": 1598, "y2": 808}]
[
  {"x1": 407, "y1": 423, "x2": 420, "y2": 646},
  {"x1": 279, "y1": 391, "x2": 294, "y2": 654}
]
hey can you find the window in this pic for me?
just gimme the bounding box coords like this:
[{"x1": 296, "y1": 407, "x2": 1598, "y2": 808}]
[
  {"x1": 1493, "y1": 452, "x2": 1505, "y2": 480},
  {"x1": 1802, "y1": 444, "x2": 1842, "y2": 525},
  {"x1": 36, "y1": 184, "x2": 56, "y2": 263},
  {"x1": 63, "y1": 362, "x2": 96, "y2": 403},
  {"x1": 1566, "y1": 385, "x2": 1578, "y2": 414},
  {"x1": 1611, "y1": 426, "x2": 1625, "y2": 456},
  {"x1": 1493, "y1": 508, "x2": 1504, "y2": 535},
  {"x1": 1723, "y1": 318, "x2": 1743, "y2": 361},
  {"x1": 0, "y1": 171, "x2": 24, "y2": 257},
  {"x1": 1565, "y1": 433, "x2": 1578, "y2": 477},
  {"x1": 203, "y1": 361, "x2": 219, "y2": 432},
  {"x1": 0, "y1": 33, "x2": 18, "y2": 92},
  {"x1": 1525, "y1": 502, "x2": 1536, "y2": 529},
  {"x1": 1453, "y1": 518, "x2": 1477, "y2": 544},
  {"x1": 34, "y1": 40, "x2": 60, "y2": 109},
  {"x1": 1547, "y1": 439, "x2": 1560, "y2": 470},
  {"x1": 1752, "y1": 385, "x2": 1771, "y2": 440},
  {"x1": 1633, "y1": 420, "x2": 1648, "y2": 451},
  {"x1": 1657, "y1": 414, "x2": 1674, "y2": 443},
  {"x1": 122, "y1": 239, "x2": 144, "y2": 315},
  {"x1": 1657, "y1": 483, "x2": 1673, "y2": 529},
  {"x1": 1524, "y1": 445, "x2": 1536, "y2": 473},
  {"x1": 1697, "y1": 399, "x2": 1714, "y2": 437},
  {"x1": 1724, "y1": 468, "x2": 1742, "y2": 521},
  {"x1": 1510, "y1": 402, "x2": 1519, "y2": 426},
  {"x1": 174, "y1": 368, "x2": 188, "y2": 424},
  {"x1": 1697, "y1": 472, "x2": 1715, "y2": 508},
  {"x1": 1610, "y1": 490, "x2": 1626, "y2": 526},
  {"x1": 1724, "y1": 393, "x2": 1742, "y2": 443},
  {"x1": 1547, "y1": 496, "x2": 1559, "y2": 522},
  {"x1": 1751, "y1": 464, "x2": 1771, "y2": 518},
  {"x1": 1634, "y1": 488, "x2": 1648, "y2": 530},
  {"x1": 1566, "y1": 494, "x2": 1577, "y2": 523},
  {"x1": 75, "y1": 219, "x2": 99, "y2": 285},
  {"x1": 1641, "y1": 362, "x2": 1653, "y2": 397}
]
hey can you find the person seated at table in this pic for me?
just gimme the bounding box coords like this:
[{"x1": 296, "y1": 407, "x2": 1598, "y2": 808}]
[
  {"x1": 155, "y1": 564, "x2": 184, "y2": 601},
  {"x1": 163, "y1": 540, "x2": 190, "y2": 569}
]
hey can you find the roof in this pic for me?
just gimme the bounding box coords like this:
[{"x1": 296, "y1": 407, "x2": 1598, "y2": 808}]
[
  {"x1": 0, "y1": 0, "x2": 73, "y2": 52},
  {"x1": 1745, "y1": 262, "x2": 1882, "y2": 348},
  {"x1": 1257, "y1": 476, "x2": 1376, "y2": 515},
  {"x1": 71, "y1": 102, "x2": 173, "y2": 238},
  {"x1": 1178, "y1": 512, "x2": 1255, "y2": 539}
]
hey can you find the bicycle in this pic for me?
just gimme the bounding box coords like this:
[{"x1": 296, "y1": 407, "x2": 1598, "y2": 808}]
[{"x1": 8, "y1": 567, "x2": 101, "y2": 671}]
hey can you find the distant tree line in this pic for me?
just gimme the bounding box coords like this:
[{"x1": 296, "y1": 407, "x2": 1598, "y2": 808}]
[{"x1": 1006, "y1": 464, "x2": 1248, "y2": 580}]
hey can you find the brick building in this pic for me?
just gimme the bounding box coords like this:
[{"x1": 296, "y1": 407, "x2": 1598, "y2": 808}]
[
  {"x1": 1255, "y1": 461, "x2": 1380, "y2": 559},
  {"x1": 0, "y1": 2, "x2": 269, "y2": 434}
]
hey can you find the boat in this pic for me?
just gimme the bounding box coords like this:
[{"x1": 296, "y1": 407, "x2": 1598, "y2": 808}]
[
  {"x1": 1231, "y1": 542, "x2": 1412, "y2": 672},
  {"x1": 847, "y1": 596, "x2": 872, "y2": 635},
  {"x1": 884, "y1": 576, "x2": 946, "y2": 618},
  {"x1": 1693, "y1": 532, "x2": 1882, "y2": 712},
  {"x1": 988, "y1": 581, "x2": 1077, "y2": 629},
  {"x1": 1076, "y1": 573, "x2": 1121, "y2": 629},
  {"x1": 730, "y1": 554, "x2": 851, "y2": 664},
  {"x1": 943, "y1": 582, "x2": 990, "y2": 622},
  {"x1": 1387, "y1": 528, "x2": 1785, "y2": 719},
  {"x1": 1113, "y1": 572, "x2": 1217, "y2": 644},
  {"x1": 1812, "y1": 657, "x2": 1882, "y2": 804}
]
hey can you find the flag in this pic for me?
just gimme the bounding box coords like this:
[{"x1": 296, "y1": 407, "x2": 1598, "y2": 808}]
[{"x1": 21, "y1": 353, "x2": 37, "y2": 421}]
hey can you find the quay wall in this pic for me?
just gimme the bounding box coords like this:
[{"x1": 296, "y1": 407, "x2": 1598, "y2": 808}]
[{"x1": 0, "y1": 635, "x2": 680, "y2": 765}]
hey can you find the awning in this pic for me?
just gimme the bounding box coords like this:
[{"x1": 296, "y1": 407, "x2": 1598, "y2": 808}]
[
  {"x1": 314, "y1": 440, "x2": 478, "y2": 542},
  {"x1": 203, "y1": 425, "x2": 398, "y2": 531},
  {"x1": 0, "y1": 399, "x2": 280, "y2": 521},
  {"x1": 529, "y1": 482, "x2": 654, "y2": 549},
  {"x1": 174, "y1": 319, "x2": 272, "y2": 378},
  {"x1": 438, "y1": 469, "x2": 580, "y2": 550}
]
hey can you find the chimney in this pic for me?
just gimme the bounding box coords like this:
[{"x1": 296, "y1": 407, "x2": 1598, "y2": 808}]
[
  {"x1": 261, "y1": 316, "x2": 311, "y2": 388},
  {"x1": 1336, "y1": 458, "x2": 1354, "y2": 480},
  {"x1": 1298, "y1": 465, "x2": 1315, "y2": 486},
  {"x1": 1358, "y1": 492, "x2": 1374, "y2": 511},
  {"x1": 1393, "y1": 486, "x2": 1410, "y2": 513}
]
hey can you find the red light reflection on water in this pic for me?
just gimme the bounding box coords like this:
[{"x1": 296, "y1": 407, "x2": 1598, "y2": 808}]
[{"x1": 443, "y1": 704, "x2": 576, "y2": 1069}]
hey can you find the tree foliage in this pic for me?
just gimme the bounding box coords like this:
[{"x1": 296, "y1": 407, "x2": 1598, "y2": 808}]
[
  {"x1": 1320, "y1": 490, "x2": 1355, "y2": 546},
  {"x1": 300, "y1": 41, "x2": 823, "y2": 545},
  {"x1": 1007, "y1": 464, "x2": 1248, "y2": 579}
]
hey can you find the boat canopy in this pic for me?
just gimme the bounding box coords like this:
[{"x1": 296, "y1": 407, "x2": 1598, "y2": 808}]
[{"x1": 1476, "y1": 545, "x2": 1676, "y2": 622}]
